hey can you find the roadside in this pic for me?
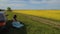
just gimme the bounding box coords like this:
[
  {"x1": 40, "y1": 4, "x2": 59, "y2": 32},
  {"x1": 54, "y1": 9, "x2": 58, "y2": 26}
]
[{"x1": 19, "y1": 13, "x2": 60, "y2": 29}]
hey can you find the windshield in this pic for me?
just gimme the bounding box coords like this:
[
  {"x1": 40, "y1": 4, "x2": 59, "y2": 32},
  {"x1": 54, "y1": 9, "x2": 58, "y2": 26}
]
[{"x1": 0, "y1": 14, "x2": 5, "y2": 22}]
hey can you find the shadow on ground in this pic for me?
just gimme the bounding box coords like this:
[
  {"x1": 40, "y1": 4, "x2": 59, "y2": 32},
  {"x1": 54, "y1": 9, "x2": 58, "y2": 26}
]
[{"x1": 1, "y1": 20, "x2": 27, "y2": 34}]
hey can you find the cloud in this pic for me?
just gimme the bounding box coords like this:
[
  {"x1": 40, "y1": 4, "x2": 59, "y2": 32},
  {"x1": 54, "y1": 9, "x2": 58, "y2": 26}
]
[
  {"x1": 0, "y1": 0, "x2": 27, "y2": 9},
  {"x1": 0, "y1": 3, "x2": 27, "y2": 7},
  {"x1": 0, "y1": 3, "x2": 27, "y2": 9},
  {"x1": 0, "y1": 0, "x2": 9, "y2": 2},
  {"x1": 7, "y1": 4, "x2": 27, "y2": 7},
  {"x1": 29, "y1": 0, "x2": 60, "y2": 4},
  {"x1": 0, "y1": 0, "x2": 60, "y2": 9}
]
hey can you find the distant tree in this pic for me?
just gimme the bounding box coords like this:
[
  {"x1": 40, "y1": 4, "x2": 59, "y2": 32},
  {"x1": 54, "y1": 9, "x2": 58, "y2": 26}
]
[
  {"x1": 0, "y1": 9, "x2": 5, "y2": 11},
  {"x1": 7, "y1": 7, "x2": 12, "y2": 12}
]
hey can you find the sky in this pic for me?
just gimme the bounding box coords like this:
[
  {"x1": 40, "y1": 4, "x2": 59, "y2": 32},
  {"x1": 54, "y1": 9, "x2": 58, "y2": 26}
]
[{"x1": 0, "y1": 0, "x2": 60, "y2": 9}]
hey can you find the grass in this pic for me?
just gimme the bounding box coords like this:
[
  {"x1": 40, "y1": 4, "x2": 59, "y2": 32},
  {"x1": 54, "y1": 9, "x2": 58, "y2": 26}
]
[{"x1": 5, "y1": 11, "x2": 60, "y2": 34}]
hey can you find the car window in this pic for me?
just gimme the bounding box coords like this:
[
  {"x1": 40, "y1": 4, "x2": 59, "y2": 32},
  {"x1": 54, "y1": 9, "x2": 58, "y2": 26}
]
[{"x1": 0, "y1": 14, "x2": 5, "y2": 22}]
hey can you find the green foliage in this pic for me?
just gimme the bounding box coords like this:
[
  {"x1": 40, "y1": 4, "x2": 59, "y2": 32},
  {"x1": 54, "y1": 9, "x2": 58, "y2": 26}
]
[{"x1": 7, "y1": 7, "x2": 12, "y2": 12}]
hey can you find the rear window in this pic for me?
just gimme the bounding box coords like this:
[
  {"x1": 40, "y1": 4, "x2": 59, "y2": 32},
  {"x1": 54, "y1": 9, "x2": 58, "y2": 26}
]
[{"x1": 0, "y1": 14, "x2": 5, "y2": 22}]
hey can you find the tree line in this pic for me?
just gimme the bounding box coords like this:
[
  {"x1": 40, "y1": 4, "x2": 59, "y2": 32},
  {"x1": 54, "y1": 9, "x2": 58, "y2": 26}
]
[{"x1": 0, "y1": 7, "x2": 12, "y2": 12}]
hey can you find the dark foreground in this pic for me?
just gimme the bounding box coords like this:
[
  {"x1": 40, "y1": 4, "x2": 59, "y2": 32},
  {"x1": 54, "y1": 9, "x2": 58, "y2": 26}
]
[{"x1": 0, "y1": 20, "x2": 27, "y2": 34}]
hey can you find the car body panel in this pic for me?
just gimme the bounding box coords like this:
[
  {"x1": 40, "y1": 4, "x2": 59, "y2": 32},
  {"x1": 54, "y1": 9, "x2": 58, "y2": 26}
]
[{"x1": 0, "y1": 12, "x2": 6, "y2": 27}]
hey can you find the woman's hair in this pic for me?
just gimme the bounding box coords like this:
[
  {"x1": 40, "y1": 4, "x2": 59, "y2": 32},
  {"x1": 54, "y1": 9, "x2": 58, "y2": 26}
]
[
  {"x1": 13, "y1": 15, "x2": 17, "y2": 21},
  {"x1": 14, "y1": 15, "x2": 17, "y2": 18}
]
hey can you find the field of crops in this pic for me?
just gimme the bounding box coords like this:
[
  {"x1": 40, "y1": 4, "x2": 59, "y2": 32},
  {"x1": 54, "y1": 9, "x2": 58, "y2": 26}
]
[{"x1": 13, "y1": 10, "x2": 60, "y2": 21}]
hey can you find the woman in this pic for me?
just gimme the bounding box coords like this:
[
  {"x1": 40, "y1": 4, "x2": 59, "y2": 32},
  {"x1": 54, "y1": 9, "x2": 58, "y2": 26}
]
[
  {"x1": 12, "y1": 15, "x2": 24, "y2": 28},
  {"x1": 13, "y1": 15, "x2": 17, "y2": 21}
]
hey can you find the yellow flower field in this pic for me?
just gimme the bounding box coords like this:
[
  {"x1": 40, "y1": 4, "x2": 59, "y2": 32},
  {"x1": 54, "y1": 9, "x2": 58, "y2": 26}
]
[{"x1": 13, "y1": 10, "x2": 60, "y2": 20}]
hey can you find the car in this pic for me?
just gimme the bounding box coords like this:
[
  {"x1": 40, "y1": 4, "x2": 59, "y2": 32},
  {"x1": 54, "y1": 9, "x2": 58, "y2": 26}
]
[{"x1": 0, "y1": 12, "x2": 7, "y2": 31}]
